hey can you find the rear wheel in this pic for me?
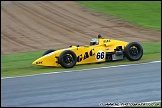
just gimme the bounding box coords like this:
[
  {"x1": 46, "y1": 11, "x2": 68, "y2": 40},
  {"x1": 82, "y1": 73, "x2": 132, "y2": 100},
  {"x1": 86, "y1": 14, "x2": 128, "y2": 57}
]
[
  {"x1": 59, "y1": 50, "x2": 77, "y2": 68},
  {"x1": 124, "y1": 42, "x2": 143, "y2": 61},
  {"x1": 42, "y1": 49, "x2": 55, "y2": 56}
]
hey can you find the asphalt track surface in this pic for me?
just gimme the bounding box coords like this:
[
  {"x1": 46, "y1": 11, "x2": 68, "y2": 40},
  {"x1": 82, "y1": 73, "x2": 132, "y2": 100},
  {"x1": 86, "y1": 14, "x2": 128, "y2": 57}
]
[{"x1": 1, "y1": 61, "x2": 161, "y2": 107}]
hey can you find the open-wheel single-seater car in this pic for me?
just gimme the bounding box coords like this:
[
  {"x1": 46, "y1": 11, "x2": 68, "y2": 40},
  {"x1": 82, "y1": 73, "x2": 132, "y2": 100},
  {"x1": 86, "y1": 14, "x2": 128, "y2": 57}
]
[{"x1": 32, "y1": 34, "x2": 143, "y2": 68}]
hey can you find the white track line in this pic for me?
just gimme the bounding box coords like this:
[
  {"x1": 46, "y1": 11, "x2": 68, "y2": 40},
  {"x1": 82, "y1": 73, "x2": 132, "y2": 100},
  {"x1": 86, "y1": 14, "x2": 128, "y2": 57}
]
[
  {"x1": 1, "y1": 61, "x2": 161, "y2": 79},
  {"x1": 143, "y1": 100, "x2": 161, "y2": 103}
]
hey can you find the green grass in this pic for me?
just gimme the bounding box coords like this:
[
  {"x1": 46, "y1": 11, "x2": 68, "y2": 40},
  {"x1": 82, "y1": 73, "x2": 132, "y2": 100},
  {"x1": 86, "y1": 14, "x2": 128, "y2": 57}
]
[
  {"x1": 77, "y1": 1, "x2": 161, "y2": 30},
  {"x1": 1, "y1": 42, "x2": 161, "y2": 78}
]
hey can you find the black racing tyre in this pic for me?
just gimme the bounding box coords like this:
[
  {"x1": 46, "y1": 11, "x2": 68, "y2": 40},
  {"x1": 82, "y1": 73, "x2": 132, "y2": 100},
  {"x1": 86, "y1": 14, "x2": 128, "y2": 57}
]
[
  {"x1": 124, "y1": 42, "x2": 143, "y2": 61},
  {"x1": 59, "y1": 50, "x2": 77, "y2": 68},
  {"x1": 42, "y1": 49, "x2": 55, "y2": 56}
]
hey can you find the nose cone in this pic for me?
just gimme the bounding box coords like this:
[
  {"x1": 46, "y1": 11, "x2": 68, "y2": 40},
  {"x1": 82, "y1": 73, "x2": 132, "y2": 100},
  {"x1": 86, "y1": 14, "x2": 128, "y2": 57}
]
[
  {"x1": 32, "y1": 54, "x2": 57, "y2": 66},
  {"x1": 32, "y1": 60, "x2": 39, "y2": 65},
  {"x1": 32, "y1": 61, "x2": 35, "y2": 65},
  {"x1": 32, "y1": 58, "x2": 43, "y2": 66}
]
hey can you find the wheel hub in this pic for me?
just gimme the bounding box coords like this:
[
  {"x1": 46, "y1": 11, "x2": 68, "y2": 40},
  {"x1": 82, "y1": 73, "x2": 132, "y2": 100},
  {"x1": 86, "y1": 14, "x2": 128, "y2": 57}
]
[
  {"x1": 130, "y1": 47, "x2": 138, "y2": 56},
  {"x1": 64, "y1": 55, "x2": 73, "y2": 64}
]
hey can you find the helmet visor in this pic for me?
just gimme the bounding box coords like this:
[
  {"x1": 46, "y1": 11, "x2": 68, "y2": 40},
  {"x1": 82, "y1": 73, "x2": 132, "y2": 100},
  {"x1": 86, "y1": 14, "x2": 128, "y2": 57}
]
[{"x1": 90, "y1": 42, "x2": 96, "y2": 46}]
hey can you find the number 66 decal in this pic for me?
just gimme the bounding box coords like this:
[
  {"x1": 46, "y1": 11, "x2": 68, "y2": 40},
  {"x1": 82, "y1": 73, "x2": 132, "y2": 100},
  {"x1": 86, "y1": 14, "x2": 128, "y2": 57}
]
[{"x1": 96, "y1": 50, "x2": 105, "y2": 61}]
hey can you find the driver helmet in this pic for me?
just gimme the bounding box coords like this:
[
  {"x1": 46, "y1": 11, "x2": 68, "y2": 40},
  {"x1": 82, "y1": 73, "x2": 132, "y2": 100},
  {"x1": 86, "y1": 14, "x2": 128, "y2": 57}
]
[{"x1": 90, "y1": 38, "x2": 98, "y2": 46}]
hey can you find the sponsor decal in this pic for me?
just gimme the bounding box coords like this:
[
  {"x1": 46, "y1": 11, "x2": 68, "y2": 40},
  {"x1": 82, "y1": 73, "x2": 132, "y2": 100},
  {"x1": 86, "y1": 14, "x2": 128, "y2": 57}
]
[
  {"x1": 36, "y1": 61, "x2": 43, "y2": 64},
  {"x1": 106, "y1": 48, "x2": 110, "y2": 50},
  {"x1": 103, "y1": 39, "x2": 111, "y2": 43},
  {"x1": 77, "y1": 48, "x2": 95, "y2": 62}
]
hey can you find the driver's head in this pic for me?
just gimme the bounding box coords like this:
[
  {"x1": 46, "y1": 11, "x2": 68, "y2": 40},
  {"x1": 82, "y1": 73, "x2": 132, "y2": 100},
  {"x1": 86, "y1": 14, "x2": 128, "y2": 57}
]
[{"x1": 90, "y1": 38, "x2": 98, "y2": 46}]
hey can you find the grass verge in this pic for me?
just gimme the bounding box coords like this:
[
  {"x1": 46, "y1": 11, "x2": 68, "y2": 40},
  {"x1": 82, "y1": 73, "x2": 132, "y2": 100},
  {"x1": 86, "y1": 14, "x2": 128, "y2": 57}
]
[
  {"x1": 1, "y1": 42, "x2": 161, "y2": 78},
  {"x1": 77, "y1": 1, "x2": 161, "y2": 30}
]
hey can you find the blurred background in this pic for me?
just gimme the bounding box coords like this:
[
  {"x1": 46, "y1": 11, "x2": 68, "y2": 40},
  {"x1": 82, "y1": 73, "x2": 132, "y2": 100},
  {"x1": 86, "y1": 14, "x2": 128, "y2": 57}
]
[{"x1": 1, "y1": 1, "x2": 161, "y2": 55}]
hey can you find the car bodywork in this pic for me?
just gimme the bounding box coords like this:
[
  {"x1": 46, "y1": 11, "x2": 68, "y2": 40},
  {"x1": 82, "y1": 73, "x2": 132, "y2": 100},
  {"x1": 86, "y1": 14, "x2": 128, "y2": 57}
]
[{"x1": 32, "y1": 35, "x2": 143, "y2": 68}]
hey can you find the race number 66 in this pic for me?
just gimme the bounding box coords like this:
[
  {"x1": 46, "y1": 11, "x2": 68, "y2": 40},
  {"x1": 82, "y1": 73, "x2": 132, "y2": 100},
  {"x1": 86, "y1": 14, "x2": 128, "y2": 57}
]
[{"x1": 96, "y1": 50, "x2": 105, "y2": 61}]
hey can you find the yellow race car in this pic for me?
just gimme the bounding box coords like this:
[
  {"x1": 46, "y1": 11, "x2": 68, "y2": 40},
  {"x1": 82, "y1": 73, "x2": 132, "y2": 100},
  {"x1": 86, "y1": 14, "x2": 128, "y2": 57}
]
[{"x1": 32, "y1": 34, "x2": 143, "y2": 68}]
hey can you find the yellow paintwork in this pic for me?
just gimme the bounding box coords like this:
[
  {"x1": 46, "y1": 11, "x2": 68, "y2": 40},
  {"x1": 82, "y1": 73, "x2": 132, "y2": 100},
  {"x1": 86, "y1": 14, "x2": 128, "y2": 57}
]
[{"x1": 32, "y1": 38, "x2": 128, "y2": 67}]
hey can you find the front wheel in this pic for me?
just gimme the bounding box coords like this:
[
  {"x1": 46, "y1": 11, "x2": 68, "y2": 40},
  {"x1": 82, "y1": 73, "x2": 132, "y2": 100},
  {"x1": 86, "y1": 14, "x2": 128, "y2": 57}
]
[
  {"x1": 124, "y1": 42, "x2": 143, "y2": 61},
  {"x1": 59, "y1": 50, "x2": 77, "y2": 68},
  {"x1": 42, "y1": 49, "x2": 55, "y2": 56}
]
